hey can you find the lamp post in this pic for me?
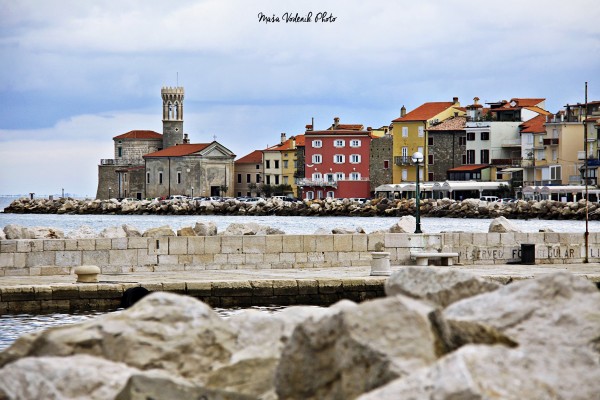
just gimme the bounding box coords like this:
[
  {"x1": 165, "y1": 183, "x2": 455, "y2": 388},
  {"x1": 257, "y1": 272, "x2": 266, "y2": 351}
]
[
  {"x1": 412, "y1": 151, "x2": 423, "y2": 233},
  {"x1": 191, "y1": 186, "x2": 194, "y2": 198},
  {"x1": 108, "y1": 187, "x2": 112, "y2": 200},
  {"x1": 61, "y1": 188, "x2": 64, "y2": 198}
]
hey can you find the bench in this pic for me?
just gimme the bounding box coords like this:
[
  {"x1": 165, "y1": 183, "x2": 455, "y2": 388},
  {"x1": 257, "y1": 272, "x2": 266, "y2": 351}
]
[{"x1": 410, "y1": 251, "x2": 459, "y2": 266}]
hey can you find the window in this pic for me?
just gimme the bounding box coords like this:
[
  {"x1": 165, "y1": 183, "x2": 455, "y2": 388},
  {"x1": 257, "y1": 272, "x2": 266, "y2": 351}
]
[
  {"x1": 350, "y1": 172, "x2": 361, "y2": 180},
  {"x1": 462, "y1": 153, "x2": 467, "y2": 164},
  {"x1": 146, "y1": 172, "x2": 150, "y2": 184},
  {"x1": 428, "y1": 172, "x2": 434, "y2": 181},
  {"x1": 402, "y1": 127, "x2": 408, "y2": 137},
  {"x1": 418, "y1": 146, "x2": 423, "y2": 154},
  {"x1": 246, "y1": 174, "x2": 251, "y2": 183},
  {"x1": 312, "y1": 172, "x2": 322, "y2": 180},
  {"x1": 159, "y1": 171, "x2": 163, "y2": 185},
  {"x1": 467, "y1": 132, "x2": 475, "y2": 141},
  {"x1": 275, "y1": 175, "x2": 280, "y2": 184},
  {"x1": 418, "y1": 126, "x2": 424, "y2": 137},
  {"x1": 237, "y1": 174, "x2": 242, "y2": 184},
  {"x1": 312, "y1": 154, "x2": 322, "y2": 164},
  {"x1": 334, "y1": 139, "x2": 345, "y2": 147},
  {"x1": 459, "y1": 136, "x2": 466, "y2": 146},
  {"x1": 117, "y1": 147, "x2": 122, "y2": 157},
  {"x1": 266, "y1": 160, "x2": 271, "y2": 169},
  {"x1": 306, "y1": 191, "x2": 314, "y2": 200},
  {"x1": 256, "y1": 164, "x2": 260, "y2": 169},
  {"x1": 312, "y1": 140, "x2": 322, "y2": 148},
  {"x1": 402, "y1": 146, "x2": 408, "y2": 157},
  {"x1": 283, "y1": 176, "x2": 288, "y2": 184},
  {"x1": 350, "y1": 154, "x2": 361, "y2": 163},
  {"x1": 467, "y1": 150, "x2": 475, "y2": 164},
  {"x1": 283, "y1": 160, "x2": 288, "y2": 168},
  {"x1": 481, "y1": 132, "x2": 490, "y2": 140},
  {"x1": 334, "y1": 154, "x2": 345, "y2": 163},
  {"x1": 274, "y1": 160, "x2": 279, "y2": 169},
  {"x1": 317, "y1": 190, "x2": 323, "y2": 199},
  {"x1": 327, "y1": 191, "x2": 335, "y2": 198},
  {"x1": 428, "y1": 137, "x2": 434, "y2": 146},
  {"x1": 402, "y1": 169, "x2": 408, "y2": 180},
  {"x1": 256, "y1": 174, "x2": 261, "y2": 183},
  {"x1": 177, "y1": 171, "x2": 182, "y2": 184},
  {"x1": 428, "y1": 154, "x2": 434, "y2": 165},
  {"x1": 350, "y1": 139, "x2": 361, "y2": 147},
  {"x1": 336, "y1": 172, "x2": 345, "y2": 180},
  {"x1": 266, "y1": 175, "x2": 271, "y2": 184},
  {"x1": 383, "y1": 160, "x2": 389, "y2": 169},
  {"x1": 480, "y1": 149, "x2": 490, "y2": 164},
  {"x1": 326, "y1": 173, "x2": 334, "y2": 182},
  {"x1": 550, "y1": 165, "x2": 562, "y2": 180}
]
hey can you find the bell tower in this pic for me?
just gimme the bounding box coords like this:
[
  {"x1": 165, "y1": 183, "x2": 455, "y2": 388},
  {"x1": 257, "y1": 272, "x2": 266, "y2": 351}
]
[{"x1": 161, "y1": 86, "x2": 184, "y2": 148}]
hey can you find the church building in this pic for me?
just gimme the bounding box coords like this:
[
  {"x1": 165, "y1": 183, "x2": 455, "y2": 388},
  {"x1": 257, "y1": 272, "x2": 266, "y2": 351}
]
[{"x1": 96, "y1": 87, "x2": 235, "y2": 199}]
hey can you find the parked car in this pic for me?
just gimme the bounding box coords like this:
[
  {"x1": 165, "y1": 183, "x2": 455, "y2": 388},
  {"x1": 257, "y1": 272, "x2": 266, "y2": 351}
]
[
  {"x1": 479, "y1": 196, "x2": 499, "y2": 202},
  {"x1": 498, "y1": 198, "x2": 516, "y2": 203}
]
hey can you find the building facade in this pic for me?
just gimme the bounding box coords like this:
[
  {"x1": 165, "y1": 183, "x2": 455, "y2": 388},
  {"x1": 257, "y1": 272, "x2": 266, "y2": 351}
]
[{"x1": 234, "y1": 150, "x2": 263, "y2": 197}]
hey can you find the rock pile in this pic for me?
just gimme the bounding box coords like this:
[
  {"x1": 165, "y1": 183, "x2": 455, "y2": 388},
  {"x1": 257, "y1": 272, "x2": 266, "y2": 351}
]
[
  {"x1": 1, "y1": 268, "x2": 598, "y2": 399},
  {"x1": 4, "y1": 197, "x2": 600, "y2": 220}
]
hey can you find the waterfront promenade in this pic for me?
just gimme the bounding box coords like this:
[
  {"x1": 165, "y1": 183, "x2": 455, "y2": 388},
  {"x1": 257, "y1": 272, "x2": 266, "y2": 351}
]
[{"x1": 1, "y1": 263, "x2": 599, "y2": 314}]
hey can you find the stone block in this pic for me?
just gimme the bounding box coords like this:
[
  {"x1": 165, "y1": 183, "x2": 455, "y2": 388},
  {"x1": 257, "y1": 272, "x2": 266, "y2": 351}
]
[
  {"x1": 50, "y1": 285, "x2": 80, "y2": 300},
  {"x1": 273, "y1": 280, "x2": 299, "y2": 295},
  {"x1": 221, "y1": 236, "x2": 243, "y2": 254},
  {"x1": 350, "y1": 260, "x2": 370, "y2": 266},
  {"x1": 307, "y1": 252, "x2": 325, "y2": 263},
  {"x1": 472, "y1": 233, "x2": 487, "y2": 246},
  {"x1": 64, "y1": 239, "x2": 78, "y2": 251},
  {"x1": 341, "y1": 278, "x2": 366, "y2": 292},
  {"x1": 178, "y1": 255, "x2": 193, "y2": 264},
  {"x1": 295, "y1": 252, "x2": 308, "y2": 263},
  {"x1": 213, "y1": 253, "x2": 228, "y2": 263},
  {"x1": 162, "y1": 282, "x2": 186, "y2": 293},
  {"x1": 95, "y1": 238, "x2": 112, "y2": 250},
  {"x1": 184, "y1": 264, "x2": 206, "y2": 272},
  {"x1": 96, "y1": 283, "x2": 123, "y2": 299},
  {"x1": 186, "y1": 281, "x2": 212, "y2": 297},
  {"x1": 315, "y1": 235, "x2": 334, "y2": 252},
  {"x1": 168, "y1": 236, "x2": 188, "y2": 255},
  {"x1": 12, "y1": 253, "x2": 27, "y2": 267},
  {"x1": 25, "y1": 251, "x2": 55, "y2": 267},
  {"x1": 303, "y1": 236, "x2": 318, "y2": 252},
  {"x1": 28, "y1": 266, "x2": 41, "y2": 275},
  {"x1": 137, "y1": 249, "x2": 158, "y2": 266},
  {"x1": 264, "y1": 253, "x2": 279, "y2": 263},
  {"x1": 158, "y1": 254, "x2": 179, "y2": 264},
  {"x1": 212, "y1": 281, "x2": 253, "y2": 297},
  {"x1": 43, "y1": 240, "x2": 64, "y2": 251},
  {"x1": 384, "y1": 233, "x2": 409, "y2": 248},
  {"x1": 154, "y1": 264, "x2": 185, "y2": 272},
  {"x1": 188, "y1": 237, "x2": 205, "y2": 254},
  {"x1": 4, "y1": 268, "x2": 29, "y2": 276},
  {"x1": 148, "y1": 237, "x2": 169, "y2": 255},
  {"x1": 297, "y1": 279, "x2": 318, "y2": 294},
  {"x1": 0, "y1": 253, "x2": 14, "y2": 267},
  {"x1": 352, "y1": 235, "x2": 368, "y2": 252},
  {"x1": 132, "y1": 265, "x2": 155, "y2": 273},
  {"x1": 333, "y1": 235, "x2": 353, "y2": 252},
  {"x1": 16, "y1": 240, "x2": 33, "y2": 253},
  {"x1": 111, "y1": 238, "x2": 128, "y2": 250},
  {"x1": 109, "y1": 249, "x2": 137, "y2": 265},
  {"x1": 317, "y1": 279, "x2": 343, "y2": 294},
  {"x1": 227, "y1": 253, "x2": 245, "y2": 265},
  {"x1": 281, "y1": 235, "x2": 302, "y2": 252},
  {"x1": 499, "y1": 233, "x2": 518, "y2": 246},
  {"x1": 127, "y1": 237, "x2": 148, "y2": 249},
  {"x1": 458, "y1": 233, "x2": 474, "y2": 246},
  {"x1": 78, "y1": 284, "x2": 100, "y2": 298},
  {"x1": 426, "y1": 234, "x2": 442, "y2": 248},
  {"x1": 8, "y1": 301, "x2": 41, "y2": 314},
  {"x1": 40, "y1": 266, "x2": 72, "y2": 275},
  {"x1": 40, "y1": 300, "x2": 70, "y2": 313},
  {"x1": 245, "y1": 253, "x2": 264, "y2": 264},
  {"x1": 242, "y1": 236, "x2": 266, "y2": 254},
  {"x1": 266, "y1": 235, "x2": 283, "y2": 253},
  {"x1": 279, "y1": 252, "x2": 296, "y2": 263},
  {"x1": 367, "y1": 233, "x2": 385, "y2": 251},
  {"x1": 82, "y1": 250, "x2": 110, "y2": 266},
  {"x1": 338, "y1": 251, "x2": 360, "y2": 262},
  {"x1": 55, "y1": 251, "x2": 82, "y2": 267},
  {"x1": 1, "y1": 240, "x2": 17, "y2": 253},
  {"x1": 204, "y1": 236, "x2": 221, "y2": 254},
  {"x1": 192, "y1": 254, "x2": 214, "y2": 265},
  {"x1": 76, "y1": 239, "x2": 96, "y2": 251},
  {"x1": 249, "y1": 280, "x2": 274, "y2": 296}
]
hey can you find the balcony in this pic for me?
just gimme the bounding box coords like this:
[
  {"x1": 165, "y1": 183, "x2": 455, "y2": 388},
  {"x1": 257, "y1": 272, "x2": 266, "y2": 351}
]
[
  {"x1": 100, "y1": 158, "x2": 143, "y2": 166},
  {"x1": 543, "y1": 138, "x2": 559, "y2": 146},
  {"x1": 394, "y1": 156, "x2": 411, "y2": 166},
  {"x1": 297, "y1": 179, "x2": 338, "y2": 188},
  {"x1": 490, "y1": 158, "x2": 522, "y2": 167},
  {"x1": 501, "y1": 139, "x2": 521, "y2": 147}
]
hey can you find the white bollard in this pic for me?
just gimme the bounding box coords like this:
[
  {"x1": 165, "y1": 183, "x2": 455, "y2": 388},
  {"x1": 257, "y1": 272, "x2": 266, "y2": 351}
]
[
  {"x1": 370, "y1": 252, "x2": 391, "y2": 276},
  {"x1": 74, "y1": 265, "x2": 101, "y2": 283}
]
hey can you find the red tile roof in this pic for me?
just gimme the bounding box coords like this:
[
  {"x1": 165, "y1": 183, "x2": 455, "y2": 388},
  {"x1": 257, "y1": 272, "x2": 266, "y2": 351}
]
[
  {"x1": 295, "y1": 134, "x2": 305, "y2": 146},
  {"x1": 235, "y1": 150, "x2": 263, "y2": 164},
  {"x1": 329, "y1": 124, "x2": 364, "y2": 131},
  {"x1": 447, "y1": 164, "x2": 489, "y2": 172},
  {"x1": 511, "y1": 98, "x2": 545, "y2": 107},
  {"x1": 113, "y1": 130, "x2": 162, "y2": 140},
  {"x1": 427, "y1": 116, "x2": 466, "y2": 131},
  {"x1": 143, "y1": 143, "x2": 211, "y2": 158},
  {"x1": 520, "y1": 114, "x2": 547, "y2": 134},
  {"x1": 305, "y1": 129, "x2": 371, "y2": 136},
  {"x1": 392, "y1": 102, "x2": 454, "y2": 122}
]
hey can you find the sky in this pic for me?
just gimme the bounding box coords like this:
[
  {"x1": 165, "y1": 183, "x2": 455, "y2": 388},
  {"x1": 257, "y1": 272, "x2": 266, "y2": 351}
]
[{"x1": 0, "y1": 0, "x2": 599, "y2": 197}]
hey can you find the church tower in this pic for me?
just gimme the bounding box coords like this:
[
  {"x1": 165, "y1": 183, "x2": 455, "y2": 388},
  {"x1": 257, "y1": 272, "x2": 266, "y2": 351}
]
[{"x1": 161, "y1": 86, "x2": 184, "y2": 148}]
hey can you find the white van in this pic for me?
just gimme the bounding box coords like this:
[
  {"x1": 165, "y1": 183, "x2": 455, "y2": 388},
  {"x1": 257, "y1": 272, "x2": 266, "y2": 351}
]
[{"x1": 479, "y1": 196, "x2": 499, "y2": 202}]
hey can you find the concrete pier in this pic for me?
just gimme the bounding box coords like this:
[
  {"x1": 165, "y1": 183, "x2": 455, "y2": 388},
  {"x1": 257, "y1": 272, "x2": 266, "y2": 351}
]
[{"x1": 1, "y1": 264, "x2": 599, "y2": 314}]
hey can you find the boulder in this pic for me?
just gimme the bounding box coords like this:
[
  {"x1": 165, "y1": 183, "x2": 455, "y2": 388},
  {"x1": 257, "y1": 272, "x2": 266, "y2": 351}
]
[
  {"x1": 488, "y1": 216, "x2": 520, "y2": 233},
  {"x1": 221, "y1": 222, "x2": 282, "y2": 236},
  {"x1": 385, "y1": 266, "x2": 500, "y2": 308},
  {"x1": 99, "y1": 225, "x2": 127, "y2": 238},
  {"x1": 142, "y1": 225, "x2": 176, "y2": 237},
  {"x1": 275, "y1": 295, "x2": 451, "y2": 400},
  {"x1": 122, "y1": 224, "x2": 141, "y2": 237},
  {"x1": 313, "y1": 228, "x2": 331, "y2": 235},
  {"x1": 193, "y1": 221, "x2": 217, "y2": 236},
  {"x1": 358, "y1": 344, "x2": 600, "y2": 400},
  {"x1": 3, "y1": 224, "x2": 31, "y2": 239},
  {"x1": 444, "y1": 272, "x2": 600, "y2": 350},
  {"x1": 0, "y1": 292, "x2": 238, "y2": 384},
  {"x1": 177, "y1": 226, "x2": 197, "y2": 237},
  {"x1": 66, "y1": 225, "x2": 97, "y2": 239},
  {"x1": 389, "y1": 215, "x2": 416, "y2": 233},
  {"x1": 0, "y1": 229, "x2": 5, "y2": 240},
  {"x1": 3, "y1": 224, "x2": 64, "y2": 239}
]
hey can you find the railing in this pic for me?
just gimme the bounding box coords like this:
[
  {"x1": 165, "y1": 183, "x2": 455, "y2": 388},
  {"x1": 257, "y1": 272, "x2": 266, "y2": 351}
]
[
  {"x1": 394, "y1": 156, "x2": 411, "y2": 166},
  {"x1": 297, "y1": 177, "x2": 370, "y2": 187},
  {"x1": 490, "y1": 158, "x2": 522, "y2": 166},
  {"x1": 100, "y1": 158, "x2": 143, "y2": 166},
  {"x1": 543, "y1": 138, "x2": 559, "y2": 146},
  {"x1": 501, "y1": 139, "x2": 521, "y2": 147},
  {"x1": 523, "y1": 179, "x2": 562, "y2": 186}
]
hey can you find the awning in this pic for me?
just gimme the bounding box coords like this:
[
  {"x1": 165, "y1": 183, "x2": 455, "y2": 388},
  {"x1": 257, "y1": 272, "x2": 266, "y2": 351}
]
[{"x1": 500, "y1": 167, "x2": 523, "y2": 173}]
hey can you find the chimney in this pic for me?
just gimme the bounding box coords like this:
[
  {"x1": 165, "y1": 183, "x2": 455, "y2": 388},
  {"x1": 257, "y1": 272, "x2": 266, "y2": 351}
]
[
  {"x1": 453, "y1": 97, "x2": 459, "y2": 105},
  {"x1": 280, "y1": 132, "x2": 286, "y2": 144},
  {"x1": 333, "y1": 117, "x2": 340, "y2": 129},
  {"x1": 401, "y1": 105, "x2": 406, "y2": 117},
  {"x1": 183, "y1": 133, "x2": 190, "y2": 144},
  {"x1": 305, "y1": 124, "x2": 313, "y2": 131},
  {"x1": 473, "y1": 97, "x2": 480, "y2": 105}
]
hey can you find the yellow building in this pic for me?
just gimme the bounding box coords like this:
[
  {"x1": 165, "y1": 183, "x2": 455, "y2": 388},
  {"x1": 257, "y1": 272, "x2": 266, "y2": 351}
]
[
  {"x1": 391, "y1": 98, "x2": 464, "y2": 183},
  {"x1": 262, "y1": 133, "x2": 302, "y2": 196}
]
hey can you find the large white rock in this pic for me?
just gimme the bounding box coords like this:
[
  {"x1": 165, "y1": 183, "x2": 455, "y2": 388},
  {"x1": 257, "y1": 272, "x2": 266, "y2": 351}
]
[
  {"x1": 99, "y1": 225, "x2": 127, "y2": 238},
  {"x1": 66, "y1": 225, "x2": 97, "y2": 239},
  {"x1": 0, "y1": 229, "x2": 5, "y2": 240},
  {"x1": 488, "y1": 216, "x2": 520, "y2": 232},
  {"x1": 3, "y1": 224, "x2": 64, "y2": 239},
  {"x1": 193, "y1": 221, "x2": 217, "y2": 236},
  {"x1": 122, "y1": 224, "x2": 142, "y2": 237},
  {"x1": 389, "y1": 215, "x2": 416, "y2": 233},
  {"x1": 221, "y1": 222, "x2": 283, "y2": 236},
  {"x1": 385, "y1": 266, "x2": 500, "y2": 308},
  {"x1": 275, "y1": 295, "x2": 451, "y2": 400},
  {"x1": 0, "y1": 292, "x2": 237, "y2": 384},
  {"x1": 358, "y1": 344, "x2": 600, "y2": 400},
  {"x1": 142, "y1": 225, "x2": 176, "y2": 237},
  {"x1": 444, "y1": 272, "x2": 600, "y2": 350}
]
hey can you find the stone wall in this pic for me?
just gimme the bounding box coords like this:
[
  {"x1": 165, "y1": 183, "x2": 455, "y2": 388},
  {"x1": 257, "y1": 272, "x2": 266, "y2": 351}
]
[{"x1": 1, "y1": 232, "x2": 597, "y2": 276}]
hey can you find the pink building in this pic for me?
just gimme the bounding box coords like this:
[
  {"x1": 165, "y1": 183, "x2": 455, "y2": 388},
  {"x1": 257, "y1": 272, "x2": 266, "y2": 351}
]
[{"x1": 300, "y1": 118, "x2": 372, "y2": 199}]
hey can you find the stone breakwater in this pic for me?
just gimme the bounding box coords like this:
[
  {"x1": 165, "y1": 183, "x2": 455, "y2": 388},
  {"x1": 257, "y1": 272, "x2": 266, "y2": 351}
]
[
  {"x1": 4, "y1": 196, "x2": 600, "y2": 219},
  {"x1": 0, "y1": 268, "x2": 598, "y2": 399}
]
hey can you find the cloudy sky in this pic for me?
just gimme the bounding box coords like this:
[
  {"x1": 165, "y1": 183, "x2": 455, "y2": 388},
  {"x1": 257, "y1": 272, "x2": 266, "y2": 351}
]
[{"x1": 0, "y1": 0, "x2": 598, "y2": 197}]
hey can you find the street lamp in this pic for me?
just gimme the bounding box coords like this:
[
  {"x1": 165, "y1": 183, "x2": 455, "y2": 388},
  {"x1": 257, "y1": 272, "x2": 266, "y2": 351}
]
[
  {"x1": 191, "y1": 186, "x2": 194, "y2": 198},
  {"x1": 411, "y1": 151, "x2": 424, "y2": 234},
  {"x1": 108, "y1": 187, "x2": 112, "y2": 200}
]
